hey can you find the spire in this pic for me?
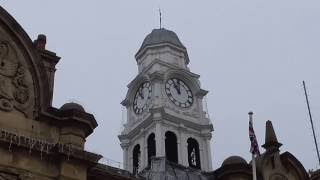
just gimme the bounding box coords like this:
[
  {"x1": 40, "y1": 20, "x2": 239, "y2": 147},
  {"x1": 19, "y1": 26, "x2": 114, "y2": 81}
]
[{"x1": 262, "y1": 120, "x2": 282, "y2": 151}]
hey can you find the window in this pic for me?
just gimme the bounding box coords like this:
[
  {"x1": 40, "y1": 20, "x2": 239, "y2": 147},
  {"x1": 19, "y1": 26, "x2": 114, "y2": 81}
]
[
  {"x1": 165, "y1": 131, "x2": 178, "y2": 163},
  {"x1": 147, "y1": 133, "x2": 156, "y2": 166},
  {"x1": 187, "y1": 138, "x2": 201, "y2": 169},
  {"x1": 132, "y1": 144, "x2": 141, "y2": 174}
]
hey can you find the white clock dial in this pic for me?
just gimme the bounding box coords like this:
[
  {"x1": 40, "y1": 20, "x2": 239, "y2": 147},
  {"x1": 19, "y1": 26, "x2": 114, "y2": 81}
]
[
  {"x1": 165, "y1": 78, "x2": 193, "y2": 108},
  {"x1": 133, "y1": 82, "x2": 152, "y2": 114}
]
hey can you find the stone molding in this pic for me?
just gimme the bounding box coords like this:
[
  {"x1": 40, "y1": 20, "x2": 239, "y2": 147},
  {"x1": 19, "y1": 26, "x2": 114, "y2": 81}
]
[{"x1": 0, "y1": 128, "x2": 102, "y2": 164}]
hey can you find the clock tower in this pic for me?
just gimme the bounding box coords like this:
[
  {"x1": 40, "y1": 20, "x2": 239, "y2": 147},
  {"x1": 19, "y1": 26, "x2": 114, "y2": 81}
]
[{"x1": 119, "y1": 28, "x2": 213, "y2": 174}]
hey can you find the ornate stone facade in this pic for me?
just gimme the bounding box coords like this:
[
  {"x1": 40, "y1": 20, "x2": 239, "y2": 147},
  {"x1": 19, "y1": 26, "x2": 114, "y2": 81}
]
[
  {"x1": 0, "y1": 6, "x2": 103, "y2": 180},
  {"x1": 0, "y1": 172, "x2": 19, "y2": 180},
  {"x1": 0, "y1": 31, "x2": 34, "y2": 118}
]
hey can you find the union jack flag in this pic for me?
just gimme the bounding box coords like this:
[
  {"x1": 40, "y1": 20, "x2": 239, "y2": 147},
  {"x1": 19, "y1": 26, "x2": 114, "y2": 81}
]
[{"x1": 249, "y1": 112, "x2": 260, "y2": 156}]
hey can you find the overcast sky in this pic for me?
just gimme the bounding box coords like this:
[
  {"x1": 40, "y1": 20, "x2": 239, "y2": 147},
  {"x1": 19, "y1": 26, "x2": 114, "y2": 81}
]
[{"x1": 2, "y1": 1, "x2": 320, "y2": 171}]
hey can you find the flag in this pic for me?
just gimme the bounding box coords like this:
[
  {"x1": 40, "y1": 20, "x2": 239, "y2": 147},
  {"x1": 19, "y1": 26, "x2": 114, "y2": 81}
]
[{"x1": 249, "y1": 112, "x2": 260, "y2": 155}]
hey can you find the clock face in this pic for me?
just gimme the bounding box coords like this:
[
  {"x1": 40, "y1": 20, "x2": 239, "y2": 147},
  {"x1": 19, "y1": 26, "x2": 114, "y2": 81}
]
[
  {"x1": 133, "y1": 82, "x2": 152, "y2": 114},
  {"x1": 165, "y1": 78, "x2": 193, "y2": 108}
]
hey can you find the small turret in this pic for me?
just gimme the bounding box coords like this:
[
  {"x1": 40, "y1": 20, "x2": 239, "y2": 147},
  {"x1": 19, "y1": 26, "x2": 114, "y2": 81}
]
[{"x1": 59, "y1": 102, "x2": 97, "y2": 149}]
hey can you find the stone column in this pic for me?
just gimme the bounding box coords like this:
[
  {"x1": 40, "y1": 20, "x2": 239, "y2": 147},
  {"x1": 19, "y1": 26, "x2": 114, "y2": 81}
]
[
  {"x1": 199, "y1": 139, "x2": 205, "y2": 171},
  {"x1": 181, "y1": 133, "x2": 188, "y2": 167},
  {"x1": 155, "y1": 123, "x2": 164, "y2": 157},
  {"x1": 121, "y1": 141, "x2": 130, "y2": 171},
  {"x1": 129, "y1": 146, "x2": 133, "y2": 173},
  {"x1": 140, "y1": 137, "x2": 145, "y2": 170},
  {"x1": 177, "y1": 131, "x2": 182, "y2": 164},
  {"x1": 123, "y1": 147, "x2": 129, "y2": 170},
  {"x1": 144, "y1": 135, "x2": 148, "y2": 168},
  {"x1": 206, "y1": 138, "x2": 212, "y2": 171}
]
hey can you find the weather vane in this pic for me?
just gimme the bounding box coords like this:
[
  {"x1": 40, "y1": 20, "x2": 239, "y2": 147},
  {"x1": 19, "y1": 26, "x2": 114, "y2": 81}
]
[{"x1": 159, "y1": 8, "x2": 162, "y2": 29}]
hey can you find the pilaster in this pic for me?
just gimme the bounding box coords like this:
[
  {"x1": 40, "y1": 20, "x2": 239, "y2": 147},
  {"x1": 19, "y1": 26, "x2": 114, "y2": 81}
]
[
  {"x1": 155, "y1": 122, "x2": 164, "y2": 157},
  {"x1": 123, "y1": 147, "x2": 129, "y2": 170},
  {"x1": 199, "y1": 140, "x2": 205, "y2": 170},
  {"x1": 140, "y1": 132, "x2": 146, "y2": 170},
  {"x1": 206, "y1": 138, "x2": 213, "y2": 170}
]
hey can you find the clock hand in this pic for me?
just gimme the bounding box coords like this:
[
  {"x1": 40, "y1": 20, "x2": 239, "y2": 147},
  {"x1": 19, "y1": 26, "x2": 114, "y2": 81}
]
[
  {"x1": 177, "y1": 80, "x2": 181, "y2": 94},
  {"x1": 173, "y1": 80, "x2": 181, "y2": 94},
  {"x1": 138, "y1": 88, "x2": 144, "y2": 99}
]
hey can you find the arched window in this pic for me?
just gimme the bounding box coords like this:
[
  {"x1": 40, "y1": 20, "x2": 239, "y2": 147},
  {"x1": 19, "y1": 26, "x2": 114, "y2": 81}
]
[
  {"x1": 187, "y1": 138, "x2": 201, "y2": 169},
  {"x1": 147, "y1": 133, "x2": 156, "y2": 166},
  {"x1": 132, "y1": 144, "x2": 141, "y2": 174},
  {"x1": 165, "y1": 131, "x2": 178, "y2": 163}
]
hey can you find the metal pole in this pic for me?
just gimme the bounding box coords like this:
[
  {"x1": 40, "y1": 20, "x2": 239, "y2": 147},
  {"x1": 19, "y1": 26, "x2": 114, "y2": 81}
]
[
  {"x1": 252, "y1": 154, "x2": 257, "y2": 180},
  {"x1": 303, "y1": 80, "x2": 320, "y2": 166},
  {"x1": 249, "y1": 112, "x2": 258, "y2": 180},
  {"x1": 159, "y1": 8, "x2": 162, "y2": 29}
]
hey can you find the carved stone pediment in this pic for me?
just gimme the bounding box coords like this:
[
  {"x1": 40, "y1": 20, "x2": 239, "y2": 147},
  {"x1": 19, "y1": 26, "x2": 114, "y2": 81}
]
[{"x1": 0, "y1": 35, "x2": 35, "y2": 118}]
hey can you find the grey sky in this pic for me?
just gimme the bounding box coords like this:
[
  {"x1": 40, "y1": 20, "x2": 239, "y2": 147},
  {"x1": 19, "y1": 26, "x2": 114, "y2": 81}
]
[{"x1": 2, "y1": 0, "x2": 320, "y2": 170}]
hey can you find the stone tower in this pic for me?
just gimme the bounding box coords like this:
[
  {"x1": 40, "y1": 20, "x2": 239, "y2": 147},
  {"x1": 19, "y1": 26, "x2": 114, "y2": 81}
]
[{"x1": 119, "y1": 28, "x2": 213, "y2": 174}]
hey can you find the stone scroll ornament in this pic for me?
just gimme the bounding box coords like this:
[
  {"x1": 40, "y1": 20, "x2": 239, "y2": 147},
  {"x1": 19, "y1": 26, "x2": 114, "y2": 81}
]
[
  {"x1": 0, "y1": 40, "x2": 32, "y2": 117},
  {"x1": 270, "y1": 173, "x2": 288, "y2": 180},
  {"x1": 0, "y1": 172, "x2": 19, "y2": 180}
]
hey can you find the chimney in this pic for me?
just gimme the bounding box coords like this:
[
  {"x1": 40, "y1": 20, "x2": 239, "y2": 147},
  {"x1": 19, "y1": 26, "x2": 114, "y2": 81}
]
[{"x1": 34, "y1": 34, "x2": 46, "y2": 50}]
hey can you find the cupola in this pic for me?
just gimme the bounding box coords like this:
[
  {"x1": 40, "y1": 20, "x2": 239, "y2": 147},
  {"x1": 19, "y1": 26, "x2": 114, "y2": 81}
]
[{"x1": 135, "y1": 28, "x2": 190, "y2": 72}]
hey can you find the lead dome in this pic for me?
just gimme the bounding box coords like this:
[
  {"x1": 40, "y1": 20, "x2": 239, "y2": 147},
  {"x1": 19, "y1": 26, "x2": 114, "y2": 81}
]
[
  {"x1": 138, "y1": 28, "x2": 185, "y2": 51},
  {"x1": 135, "y1": 28, "x2": 189, "y2": 64},
  {"x1": 60, "y1": 102, "x2": 85, "y2": 112},
  {"x1": 222, "y1": 156, "x2": 247, "y2": 166}
]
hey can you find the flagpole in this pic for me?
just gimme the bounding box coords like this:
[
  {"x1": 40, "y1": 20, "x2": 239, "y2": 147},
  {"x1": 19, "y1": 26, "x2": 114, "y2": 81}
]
[
  {"x1": 303, "y1": 81, "x2": 320, "y2": 166},
  {"x1": 249, "y1": 112, "x2": 258, "y2": 180},
  {"x1": 252, "y1": 153, "x2": 257, "y2": 180},
  {"x1": 159, "y1": 8, "x2": 162, "y2": 29}
]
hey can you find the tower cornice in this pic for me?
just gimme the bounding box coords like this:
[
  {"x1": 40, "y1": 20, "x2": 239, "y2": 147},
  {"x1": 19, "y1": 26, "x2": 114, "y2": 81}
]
[
  {"x1": 119, "y1": 107, "x2": 213, "y2": 141},
  {"x1": 135, "y1": 42, "x2": 189, "y2": 65}
]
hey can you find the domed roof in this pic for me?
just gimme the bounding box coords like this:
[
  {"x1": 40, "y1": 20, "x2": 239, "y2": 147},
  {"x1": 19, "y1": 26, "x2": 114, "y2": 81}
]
[
  {"x1": 136, "y1": 28, "x2": 186, "y2": 55},
  {"x1": 222, "y1": 156, "x2": 247, "y2": 166},
  {"x1": 60, "y1": 102, "x2": 85, "y2": 112}
]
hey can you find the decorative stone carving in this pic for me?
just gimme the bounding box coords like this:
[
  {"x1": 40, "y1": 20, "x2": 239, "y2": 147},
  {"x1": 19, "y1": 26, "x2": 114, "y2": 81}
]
[
  {"x1": 0, "y1": 40, "x2": 33, "y2": 117},
  {"x1": 165, "y1": 102, "x2": 200, "y2": 119},
  {"x1": 0, "y1": 172, "x2": 19, "y2": 180},
  {"x1": 270, "y1": 173, "x2": 288, "y2": 180}
]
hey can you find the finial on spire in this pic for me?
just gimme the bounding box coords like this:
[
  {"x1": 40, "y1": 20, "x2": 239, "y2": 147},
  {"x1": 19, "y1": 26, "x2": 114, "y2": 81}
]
[
  {"x1": 159, "y1": 8, "x2": 162, "y2": 29},
  {"x1": 262, "y1": 120, "x2": 282, "y2": 151}
]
